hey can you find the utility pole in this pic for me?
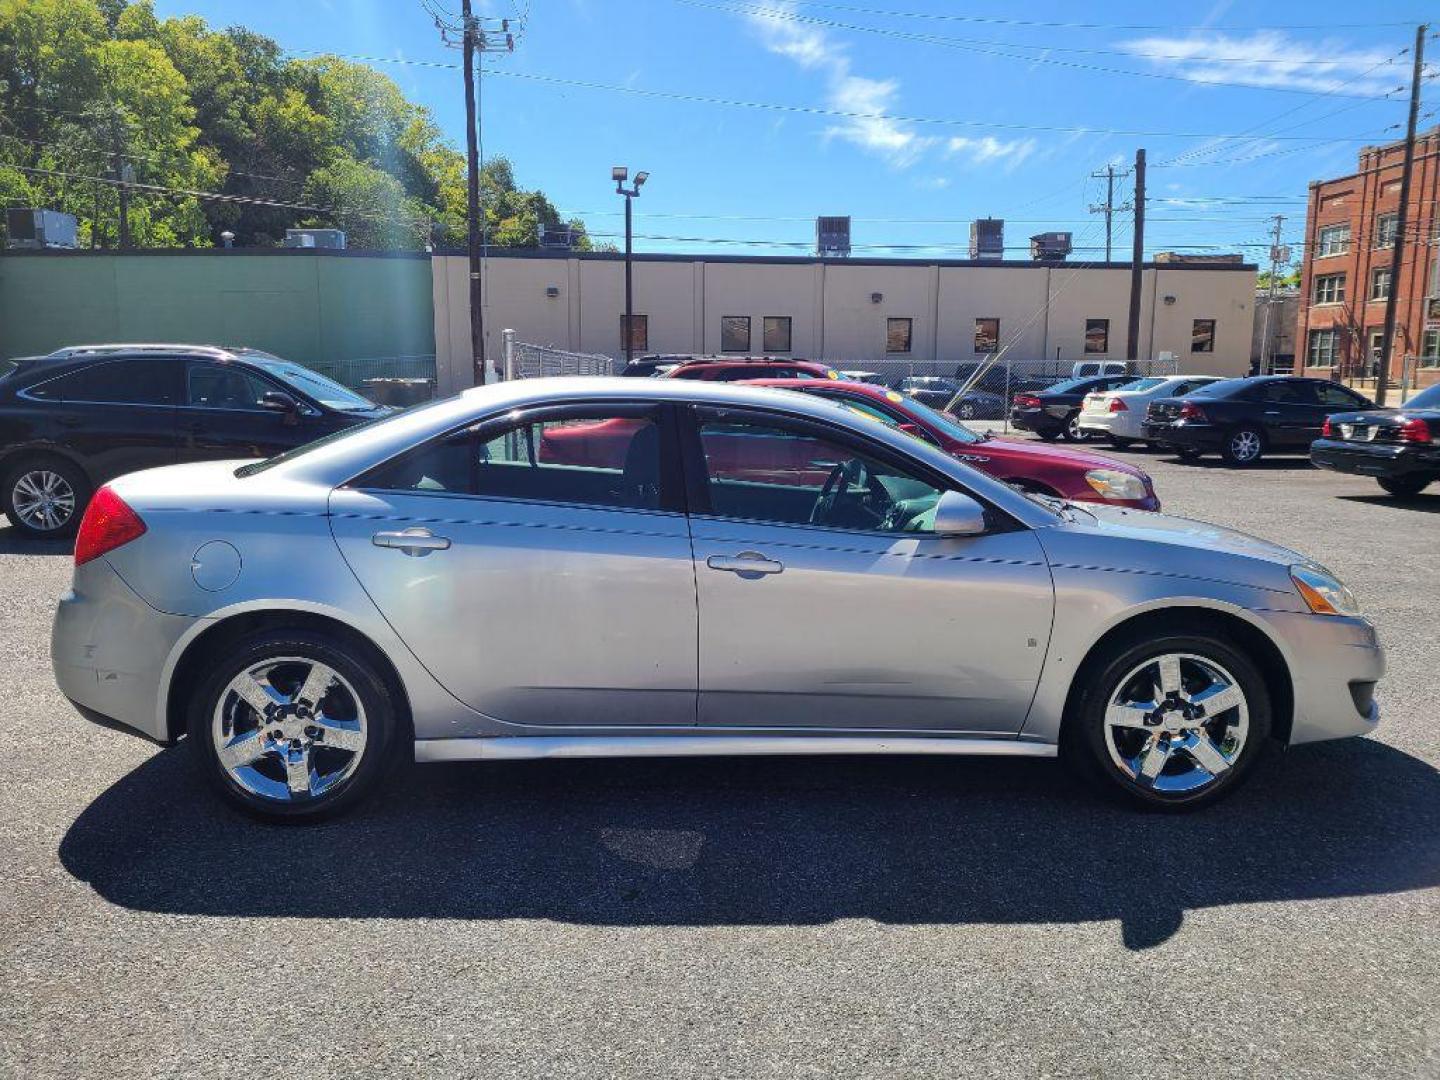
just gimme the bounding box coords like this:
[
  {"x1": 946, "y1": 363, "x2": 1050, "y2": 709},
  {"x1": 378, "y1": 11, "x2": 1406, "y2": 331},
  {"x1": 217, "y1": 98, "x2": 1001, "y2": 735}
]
[
  {"x1": 1258, "y1": 214, "x2": 1287, "y2": 376},
  {"x1": 437, "y1": 3, "x2": 516, "y2": 386},
  {"x1": 1376, "y1": 22, "x2": 1428, "y2": 407},
  {"x1": 1089, "y1": 163, "x2": 1132, "y2": 262},
  {"x1": 110, "y1": 113, "x2": 131, "y2": 249},
  {"x1": 1125, "y1": 148, "x2": 1146, "y2": 364}
]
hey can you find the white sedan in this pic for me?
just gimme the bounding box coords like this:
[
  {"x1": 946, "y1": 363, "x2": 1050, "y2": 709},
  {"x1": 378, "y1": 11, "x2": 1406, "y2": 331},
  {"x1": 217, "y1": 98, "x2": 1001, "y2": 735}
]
[{"x1": 1079, "y1": 375, "x2": 1225, "y2": 448}]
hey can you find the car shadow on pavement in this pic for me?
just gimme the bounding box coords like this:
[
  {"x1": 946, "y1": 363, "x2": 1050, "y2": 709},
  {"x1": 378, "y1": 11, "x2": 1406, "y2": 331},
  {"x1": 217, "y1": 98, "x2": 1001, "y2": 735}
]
[
  {"x1": 59, "y1": 738, "x2": 1440, "y2": 950},
  {"x1": 1337, "y1": 494, "x2": 1440, "y2": 514},
  {"x1": 0, "y1": 528, "x2": 71, "y2": 556},
  {"x1": 1168, "y1": 457, "x2": 1317, "y2": 471}
]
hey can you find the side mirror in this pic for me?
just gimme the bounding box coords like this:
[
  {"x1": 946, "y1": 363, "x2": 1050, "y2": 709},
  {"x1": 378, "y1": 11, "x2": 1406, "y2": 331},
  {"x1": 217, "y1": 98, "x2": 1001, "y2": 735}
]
[
  {"x1": 260, "y1": 390, "x2": 300, "y2": 414},
  {"x1": 932, "y1": 490, "x2": 988, "y2": 537}
]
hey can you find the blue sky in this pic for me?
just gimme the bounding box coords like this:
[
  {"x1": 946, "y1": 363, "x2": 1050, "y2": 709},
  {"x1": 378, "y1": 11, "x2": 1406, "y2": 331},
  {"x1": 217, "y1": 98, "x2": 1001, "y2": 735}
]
[{"x1": 152, "y1": 0, "x2": 1433, "y2": 262}]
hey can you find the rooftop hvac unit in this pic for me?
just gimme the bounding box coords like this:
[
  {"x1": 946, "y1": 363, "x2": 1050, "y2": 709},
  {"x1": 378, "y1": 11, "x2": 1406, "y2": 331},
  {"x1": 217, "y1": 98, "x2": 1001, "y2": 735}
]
[
  {"x1": 816, "y1": 216, "x2": 851, "y2": 257},
  {"x1": 284, "y1": 228, "x2": 347, "y2": 250},
  {"x1": 539, "y1": 223, "x2": 575, "y2": 250},
  {"x1": 969, "y1": 218, "x2": 1004, "y2": 260},
  {"x1": 5, "y1": 209, "x2": 78, "y2": 250},
  {"x1": 1029, "y1": 231, "x2": 1073, "y2": 261}
]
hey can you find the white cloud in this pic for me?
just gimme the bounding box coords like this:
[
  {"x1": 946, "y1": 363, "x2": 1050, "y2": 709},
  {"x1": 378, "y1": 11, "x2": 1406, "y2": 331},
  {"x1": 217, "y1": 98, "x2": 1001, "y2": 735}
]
[
  {"x1": 1118, "y1": 32, "x2": 1398, "y2": 95},
  {"x1": 745, "y1": 4, "x2": 936, "y2": 168},
  {"x1": 946, "y1": 136, "x2": 1038, "y2": 171}
]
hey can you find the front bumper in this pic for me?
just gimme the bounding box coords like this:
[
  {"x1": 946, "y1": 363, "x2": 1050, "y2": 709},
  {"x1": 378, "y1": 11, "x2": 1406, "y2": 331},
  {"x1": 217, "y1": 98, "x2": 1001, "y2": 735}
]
[
  {"x1": 52, "y1": 559, "x2": 201, "y2": 743},
  {"x1": 1310, "y1": 438, "x2": 1440, "y2": 480},
  {"x1": 1257, "y1": 609, "x2": 1385, "y2": 744},
  {"x1": 1152, "y1": 422, "x2": 1222, "y2": 451}
]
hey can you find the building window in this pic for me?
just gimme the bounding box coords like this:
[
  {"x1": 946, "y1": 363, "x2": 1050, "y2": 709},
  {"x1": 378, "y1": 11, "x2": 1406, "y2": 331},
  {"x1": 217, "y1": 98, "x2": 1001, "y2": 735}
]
[
  {"x1": 762, "y1": 316, "x2": 792, "y2": 353},
  {"x1": 721, "y1": 315, "x2": 751, "y2": 353},
  {"x1": 1316, "y1": 224, "x2": 1351, "y2": 257},
  {"x1": 1084, "y1": 318, "x2": 1109, "y2": 353},
  {"x1": 1191, "y1": 319, "x2": 1216, "y2": 353},
  {"x1": 1307, "y1": 328, "x2": 1339, "y2": 368},
  {"x1": 1421, "y1": 329, "x2": 1440, "y2": 367},
  {"x1": 973, "y1": 317, "x2": 1000, "y2": 353},
  {"x1": 1312, "y1": 273, "x2": 1346, "y2": 305},
  {"x1": 1375, "y1": 213, "x2": 1399, "y2": 249},
  {"x1": 1370, "y1": 267, "x2": 1392, "y2": 301},
  {"x1": 621, "y1": 314, "x2": 648, "y2": 353},
  {"x1": 886, "y1": 317, "x2": 913, "y2": 353}
]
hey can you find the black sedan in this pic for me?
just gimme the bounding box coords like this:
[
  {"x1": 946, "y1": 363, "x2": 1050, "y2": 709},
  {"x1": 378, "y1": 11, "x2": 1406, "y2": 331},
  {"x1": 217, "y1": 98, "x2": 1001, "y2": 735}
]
[
  {"x1": 894, "y1": 376, "x2": 962, "y2": 409},
  {"x1": 1310, "y1": 381, "x2": 1440, "y2": 497},
  {"x1": 1144, "y1": 376, "x2": 1374, "y2": 466},
  {"x1": 0, "y1": 344, "x2": 388, "y2": 538},
  {"x1": 1009, "y1": 374, "x2": 1136, "y2": 441}
]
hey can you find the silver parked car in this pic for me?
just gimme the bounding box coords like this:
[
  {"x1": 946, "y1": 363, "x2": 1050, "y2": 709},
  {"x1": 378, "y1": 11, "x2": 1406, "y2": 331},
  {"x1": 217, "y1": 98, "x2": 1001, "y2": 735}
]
[{"x1": 52, "y1": 379, "x2": 1383, "y2": 821}]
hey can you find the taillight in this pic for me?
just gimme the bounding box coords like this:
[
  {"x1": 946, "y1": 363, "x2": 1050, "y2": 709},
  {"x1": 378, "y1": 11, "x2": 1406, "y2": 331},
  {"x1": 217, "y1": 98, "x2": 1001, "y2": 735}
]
[
  {"x1": 1108, "y1": 397, "x2": 1128, "y2": 413},
  {"x1": 1014, "y1": 394, "x2": 1041, "y2": 408},
  {"x1": 1399, "y1": 417, "x2": 1433, "y2": 444},
  {"x1": 1322, "y1": 416, "x2": 1334, "y2": 437},
  {"x1": 1178, "y1": 402, "x2": 1206, "y2": 421},
  {"x1": 74, "y1": 486, "x2": 146, "y2": 566}
]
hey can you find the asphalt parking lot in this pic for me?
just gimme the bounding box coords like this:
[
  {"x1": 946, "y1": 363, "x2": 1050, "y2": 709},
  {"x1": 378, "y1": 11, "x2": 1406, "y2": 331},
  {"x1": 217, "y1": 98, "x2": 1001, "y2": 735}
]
[{"x1": 2, "y1": 444, "x2": 1437, "y2": 1079}]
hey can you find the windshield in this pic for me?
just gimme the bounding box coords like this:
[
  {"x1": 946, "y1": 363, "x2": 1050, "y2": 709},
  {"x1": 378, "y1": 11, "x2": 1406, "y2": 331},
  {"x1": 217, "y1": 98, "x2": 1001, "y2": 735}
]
[
  {"x1": 243, "y1": 356, "x2": 382, "y2": 412},
  {"x1": 1404, "y1": 382, "x2": 1440, "y2": 410}
]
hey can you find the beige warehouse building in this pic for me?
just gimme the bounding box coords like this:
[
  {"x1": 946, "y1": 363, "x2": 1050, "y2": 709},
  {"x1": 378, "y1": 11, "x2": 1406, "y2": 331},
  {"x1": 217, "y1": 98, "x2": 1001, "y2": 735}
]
[{"x1": 431, "y1": 250, "x2": 1257, "y2": 395}]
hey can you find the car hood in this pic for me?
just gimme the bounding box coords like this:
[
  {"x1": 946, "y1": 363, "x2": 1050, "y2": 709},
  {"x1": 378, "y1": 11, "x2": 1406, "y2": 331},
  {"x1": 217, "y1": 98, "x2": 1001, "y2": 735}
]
[
  {"x1": 972, "y1": 435, "x2": 1148, "y2": 476},
  {"x1": 1036, "y1": 500, "x2": 1311, "y2": 599}
]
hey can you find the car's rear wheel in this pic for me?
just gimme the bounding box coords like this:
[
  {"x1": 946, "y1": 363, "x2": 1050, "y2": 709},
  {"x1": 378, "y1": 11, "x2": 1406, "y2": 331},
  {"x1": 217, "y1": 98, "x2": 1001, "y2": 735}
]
[
  {"x1": 1036, "y1": 428, "x2": 1060, "y2": 442},
  {"x1": 188, "y1": 630, "x2": 400, "y2": 822},
  {"x1": 957, "y1": 401, "x2": 977, "y2": 420},
  {"x1": 1064, "y1": 633, "x2": 1271, "y2": 810},
  {"x1": 1377, "y1": 475, "x2": 1431, "y2": 497},
  {"x1": 1062, "y1": 413, "x2": 1085, "y2": 441},
  {"x1": 1221, "y1": 426, "x2": 1265, "y2": 466},
  {"x1": 1, "y1": 456, "x2": 90, "y2": 539},
  {"x1": 1175, "y1": 447, "x2": 1202, "y2": 461}
]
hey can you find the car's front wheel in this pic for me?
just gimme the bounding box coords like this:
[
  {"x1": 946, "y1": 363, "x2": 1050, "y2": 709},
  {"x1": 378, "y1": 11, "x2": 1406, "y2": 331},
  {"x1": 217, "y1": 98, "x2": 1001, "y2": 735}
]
[
  {"x1": 1377, "y1": 475, "x2": 1431, "y2": 498},
  {"x1": 188, "y1": 630, "x2": 401, "y2": 822},
  {"x1": 1063, "y1": 413, "x2": 1085, "y2": 441},
  {"x1": 1064, "y1": 632, "x2": 1271, "y2": 810},
  {"x1": 1, "y1": 456, "x2": 90, "y2": 539}
]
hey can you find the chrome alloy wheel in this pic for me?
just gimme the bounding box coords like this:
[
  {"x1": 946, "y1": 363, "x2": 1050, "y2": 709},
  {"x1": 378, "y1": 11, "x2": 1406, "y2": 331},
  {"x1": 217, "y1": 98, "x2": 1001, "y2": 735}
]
[
  {"x1": 12, "y1": 469, "x2": 76, "y2": 531},
  {"x1": 1228, "y1": 430, "x2": 1262, "y2": 463},
  {"x1": 1103, "y1": 653, "x2": 1249, "y2": 795},
  {"x1": 212, "y1": 657, "x2": 367, "y2": 803}
]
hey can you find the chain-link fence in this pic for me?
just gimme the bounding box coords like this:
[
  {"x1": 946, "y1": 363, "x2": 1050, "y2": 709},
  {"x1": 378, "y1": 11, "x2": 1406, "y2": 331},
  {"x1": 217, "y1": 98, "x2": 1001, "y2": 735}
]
[
  {"x1": 313, "y1": 354, "x2": 438, "y2": 390},
  {"x1": 503, "y1": 333, "x2": 616, "y2": 379},
  {"x1": 842, "y1": 354, "x2": 1181, "y2": 394}
]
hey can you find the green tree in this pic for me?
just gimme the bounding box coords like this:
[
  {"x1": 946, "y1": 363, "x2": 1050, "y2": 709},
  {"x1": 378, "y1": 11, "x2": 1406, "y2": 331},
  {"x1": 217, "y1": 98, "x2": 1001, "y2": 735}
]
[{"x1": 0, "y1": 0, "x2": 588, "y2": 250}]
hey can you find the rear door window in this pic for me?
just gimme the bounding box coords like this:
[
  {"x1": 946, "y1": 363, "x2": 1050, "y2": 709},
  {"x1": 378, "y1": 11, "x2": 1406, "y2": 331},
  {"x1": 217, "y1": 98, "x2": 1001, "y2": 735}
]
[{"x1": 26, "y1": 359, "x2": 180, "y2": 404}]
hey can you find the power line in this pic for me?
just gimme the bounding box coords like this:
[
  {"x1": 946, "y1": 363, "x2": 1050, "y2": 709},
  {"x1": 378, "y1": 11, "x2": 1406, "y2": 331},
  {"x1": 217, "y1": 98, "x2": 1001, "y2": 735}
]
[{"x1": 286, "y1": 50, "x2": 1392, "y2": 144}]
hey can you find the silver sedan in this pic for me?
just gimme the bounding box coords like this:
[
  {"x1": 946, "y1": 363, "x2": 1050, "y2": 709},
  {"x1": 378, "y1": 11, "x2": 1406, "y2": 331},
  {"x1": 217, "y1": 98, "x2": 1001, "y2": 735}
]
[{"x1": 52, "y1": 378, "x2": 1383, "y2": 821}]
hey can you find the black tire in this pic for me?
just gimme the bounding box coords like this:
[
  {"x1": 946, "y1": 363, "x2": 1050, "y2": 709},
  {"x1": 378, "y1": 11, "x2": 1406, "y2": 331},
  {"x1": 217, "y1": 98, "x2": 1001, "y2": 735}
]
[
  {"x1": 1, "y1": 455, "x2": 91, "y2": 539},
  {"x1": 1175, "y1": 447, "x2": 1202, "y2": 461},
  {"x1": 187, "y1": 629, "x2": 400, "y2": 823},
  {"x1": 1036, "y1": 428, "x2": 1060, "y2": 442},
  {"x1": 1220, "y1": 425, "x2": 1266, "y2": 467},
  {"x1": 1377, "y1": 475, "x2": 1432, "y2": 498},
  {"x1": 1062, "y1": 631, "x2": 1272, "y2": 811},
  {"x1": 1062, "y1": 413, "x2": 1085, "y2": 442},
  {"x1": 1107, "y1": 436, "x2": 1135, "y2": 450}
]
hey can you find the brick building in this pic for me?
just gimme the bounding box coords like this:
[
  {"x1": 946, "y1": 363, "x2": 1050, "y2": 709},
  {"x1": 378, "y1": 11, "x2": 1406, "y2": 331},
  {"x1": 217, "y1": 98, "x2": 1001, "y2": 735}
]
[{"x1": 1298, "y1": 126, "x2": 1440, "y2": 390}]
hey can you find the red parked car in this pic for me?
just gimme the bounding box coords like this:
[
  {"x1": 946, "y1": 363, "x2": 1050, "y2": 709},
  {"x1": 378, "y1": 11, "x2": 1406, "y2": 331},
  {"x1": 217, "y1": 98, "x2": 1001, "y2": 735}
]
[
  {"x1": 663, "y1": 357, "x2": 838, "y2": 381},
  {"x1": 746, "y1": 378, "x2": 1161, "y2": 510}
]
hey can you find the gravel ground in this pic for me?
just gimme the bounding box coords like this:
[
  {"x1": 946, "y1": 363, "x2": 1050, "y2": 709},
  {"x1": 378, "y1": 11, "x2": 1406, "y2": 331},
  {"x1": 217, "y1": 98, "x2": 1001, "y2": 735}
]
[{"x1": 1, "y1": 443, "x2": 1437, "y2": 1080}]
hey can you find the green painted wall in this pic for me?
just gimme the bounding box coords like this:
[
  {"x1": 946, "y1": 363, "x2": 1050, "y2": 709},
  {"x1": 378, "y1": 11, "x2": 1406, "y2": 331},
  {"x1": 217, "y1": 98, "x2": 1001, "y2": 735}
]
[{"x1": 0, "y1": 253, "x2": 435, "y2": 367}]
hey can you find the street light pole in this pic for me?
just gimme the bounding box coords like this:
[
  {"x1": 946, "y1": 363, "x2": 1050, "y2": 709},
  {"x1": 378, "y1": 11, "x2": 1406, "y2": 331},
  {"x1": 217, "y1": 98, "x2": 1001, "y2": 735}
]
[{"x1": 614, "y1": 166, "x2": 649, "y2": 367}]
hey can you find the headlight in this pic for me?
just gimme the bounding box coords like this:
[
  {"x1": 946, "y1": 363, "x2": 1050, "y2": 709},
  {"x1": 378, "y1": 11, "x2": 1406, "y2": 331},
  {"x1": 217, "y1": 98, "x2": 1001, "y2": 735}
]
[
  {"x1": 1290, "y1": 564, "x2": 1361, "y2": 616},
  {"x1": 1084, "y1": 469, "x2": 1148, "y2": 502}
]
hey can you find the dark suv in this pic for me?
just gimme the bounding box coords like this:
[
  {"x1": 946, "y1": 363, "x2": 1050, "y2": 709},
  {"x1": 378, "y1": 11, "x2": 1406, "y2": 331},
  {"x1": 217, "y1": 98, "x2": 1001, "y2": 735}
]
[
  {"x1": 0, "y1": 344, "x2": 388, "y2": 538},
  {"x1": 1145, "y1": 375, "x2": 1373, "y2": 466}
]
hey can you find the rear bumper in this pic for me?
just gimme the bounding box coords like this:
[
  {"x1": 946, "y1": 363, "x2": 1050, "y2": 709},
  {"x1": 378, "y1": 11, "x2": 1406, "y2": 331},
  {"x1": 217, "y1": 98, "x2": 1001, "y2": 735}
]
[
  {"x1": 1078, "y1": 410, "x2": 1143, "y2": 439},
  {"x1": 1310, "y1": 438, "x2": 1440, "y2": 479},
  {"x1": 1010, "y1": 407, "x2": 1065, "y2": 434},
  {"x1": 51, "y1": 559, "x2": 200, "y2": 743}
]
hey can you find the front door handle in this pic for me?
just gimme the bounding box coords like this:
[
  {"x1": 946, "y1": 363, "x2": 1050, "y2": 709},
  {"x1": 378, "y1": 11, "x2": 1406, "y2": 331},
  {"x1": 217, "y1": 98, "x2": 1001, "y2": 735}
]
[
  {"x1": 373, "y1": 528, "x2": 451, "y2": 556},
  {"x1": 707, "y1": 551, "x2": 783, "y2": 576}
]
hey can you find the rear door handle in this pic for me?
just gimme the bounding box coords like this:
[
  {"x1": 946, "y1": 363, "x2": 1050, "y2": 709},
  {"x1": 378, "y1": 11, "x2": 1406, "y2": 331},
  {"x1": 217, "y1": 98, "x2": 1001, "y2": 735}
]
[
  {"x1": 707, "y1": 551, "x2": 783, "y2": 576},
  {"x1": 373, "y1": 528, "x2": 451, "y2": 556}
]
